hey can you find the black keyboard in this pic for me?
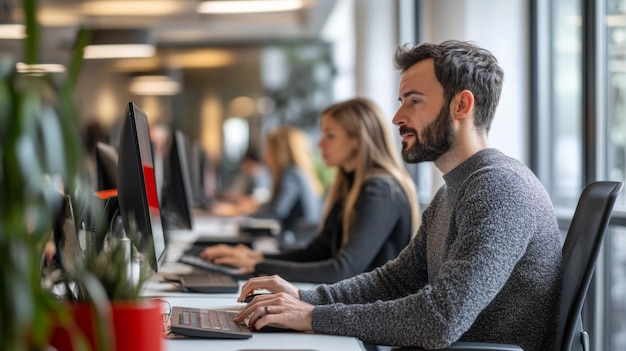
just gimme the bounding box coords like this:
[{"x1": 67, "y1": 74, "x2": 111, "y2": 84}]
[
  {"x1": 179, "y1": 254, "x2": 244, "y2": 277},
  {"x1": 179, "y1": 273, "x2": 239, "y2": 293},
  {"x1": 170, "y1": 307, "x2": 252, "y2": 339}
]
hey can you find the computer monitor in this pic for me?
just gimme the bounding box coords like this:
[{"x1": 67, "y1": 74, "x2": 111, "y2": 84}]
[
  {"x1": 189, "y1": 141, "x2": 214, "y2": 208},
  {"x1": 93, "y1": 142, "x2": 121, "y2": 247},
  {"x1": 94, "y1": 141, "x2": 118, "y2": 191},
  {"x1": 160, "y1": 129, "x2": 194, "y2": 230},
  {"x1": 117, "y1": 102, "x2": 166, "y2": 272}
]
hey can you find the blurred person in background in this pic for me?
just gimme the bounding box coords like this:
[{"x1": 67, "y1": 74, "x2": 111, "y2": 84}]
[
  {"x1": 212, "y1": 126, "x2": 324, "y2": 244},
  {"x1": 217, "y1": 150, "x2": 272, "y2": 213},
  {"x1": 254, "y1": 126, "x2": 325, "y2": 239}
]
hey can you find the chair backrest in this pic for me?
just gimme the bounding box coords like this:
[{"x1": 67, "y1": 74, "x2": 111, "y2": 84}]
[{"x1": 556, "y1": 181, "x2": 623, "y2": 351}]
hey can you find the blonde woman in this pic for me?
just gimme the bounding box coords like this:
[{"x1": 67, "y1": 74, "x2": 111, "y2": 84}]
[
  {"x1": 201, "y1": 98, "x2": 419, "y2": 283},
  {"x1": 252, "y1": 126, "x2": 324, "y2": 237}
]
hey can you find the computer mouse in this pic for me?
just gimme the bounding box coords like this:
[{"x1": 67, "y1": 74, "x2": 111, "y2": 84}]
[{"x1": 243, "y1": 293, "x2": 268, "y2": 303}]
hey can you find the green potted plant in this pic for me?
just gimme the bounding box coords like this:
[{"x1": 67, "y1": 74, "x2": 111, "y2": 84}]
[
  {"x1": 1, "y1": 1, "x2": 163, "y2": 350},
  {"x1": 0, "y1": 0, "x2": 92, "y2": 349},
  {"x1": 48, "y1": 227, "x2": 164, "y2": 351}
]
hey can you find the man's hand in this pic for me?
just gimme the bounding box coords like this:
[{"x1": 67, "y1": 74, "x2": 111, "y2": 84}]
[
  {"x1": 237, "y1": 275, "x2": 301, "y2": 301},
  {"x1": 234, "y1": 291, "x2": 314, "y2": 332}
]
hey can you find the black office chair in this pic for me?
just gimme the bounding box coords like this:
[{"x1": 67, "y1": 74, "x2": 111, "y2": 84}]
[{"x1": 393, "y1": 181, "x2": 623, "y2": 351}]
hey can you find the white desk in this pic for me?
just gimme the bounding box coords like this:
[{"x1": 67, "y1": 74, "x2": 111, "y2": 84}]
[{"x1": 161, "y1": 296, "x2": 365, "y2": 351}]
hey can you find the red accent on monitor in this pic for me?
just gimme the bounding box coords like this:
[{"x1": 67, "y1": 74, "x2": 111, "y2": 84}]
[{"x1": 143, "y1": 165, "x2": 159, "y2": 210}]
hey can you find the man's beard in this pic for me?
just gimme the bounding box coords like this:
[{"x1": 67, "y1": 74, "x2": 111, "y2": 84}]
[{"x1": 400, "y1": 106, "x2": 454, "y2": 164}]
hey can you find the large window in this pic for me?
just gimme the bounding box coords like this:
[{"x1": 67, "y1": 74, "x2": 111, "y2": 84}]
[
  {"x1": 549, "y1": 0, "x2": 583, "y2": 208},
  {"x1": 605, "y1": 1, "x2": 626, "y2": 349},
  {"x1": 607, "y1": 1, "x2": 626, "y2": 193},
  {"x1": 535, "y1": 0, "x2": 626, "y2": 349}
]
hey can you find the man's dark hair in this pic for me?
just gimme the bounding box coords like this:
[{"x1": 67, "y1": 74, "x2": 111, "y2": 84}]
[{"x1": 394, "y1": 40, "x2": 504, "y2": 133}]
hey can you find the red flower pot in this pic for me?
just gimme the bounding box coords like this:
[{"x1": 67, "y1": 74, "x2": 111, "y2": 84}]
[{"x1": 49, "y1": 299, "x2": 163, "y2": 351}]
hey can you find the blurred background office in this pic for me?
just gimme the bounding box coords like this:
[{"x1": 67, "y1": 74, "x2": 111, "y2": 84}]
[
  {"x1": 1, "y1": 0, "x2": 625, "y2": 349},
  {"x1": 218, "y1": 149, "x2": 272, "y2": 209},
  {"x1": 213, "y1": 125, "x2": 324, "y2": 248}
]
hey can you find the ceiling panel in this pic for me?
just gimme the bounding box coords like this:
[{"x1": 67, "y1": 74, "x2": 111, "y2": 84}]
[{"x1": 3, "y1": 0, "x2": 337, "y2": 66}]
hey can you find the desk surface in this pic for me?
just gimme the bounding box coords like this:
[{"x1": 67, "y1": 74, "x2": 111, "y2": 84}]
[{"x1": 161, "y1": 297, "x2": 364, "y2": 351}]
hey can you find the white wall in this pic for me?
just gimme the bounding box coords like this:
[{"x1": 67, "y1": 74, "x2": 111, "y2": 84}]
[
  {"x1": 422, "y1": 0, "x2": 529, "y2": 164},
  {"x1": 353, "y1": 0, "x2": 399, "y2": 120},
  {"x1": 322, "y1": 0, "x2": 399, "y2": 119},
  {"x1": 321, "y1": 0, "x2": 356, "y2": 101}
]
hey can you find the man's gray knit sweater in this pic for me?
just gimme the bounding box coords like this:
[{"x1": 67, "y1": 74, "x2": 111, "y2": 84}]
[{"x1": 300, "y1": 149, "x2": 562, "y2": 350}]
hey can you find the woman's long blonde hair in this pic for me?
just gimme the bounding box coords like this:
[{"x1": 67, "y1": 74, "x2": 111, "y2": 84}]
[
  {"x1": 264, "y1": 126, "x2": 324, "y2": 200},
  {"x1": 321, "y1": 97, "x2": 420, "y2": 245}
]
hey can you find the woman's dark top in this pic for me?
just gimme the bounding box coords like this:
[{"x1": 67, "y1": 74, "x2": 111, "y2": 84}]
[{"x1": 254, "y1": 173, "x2": 413, "y2": 284}]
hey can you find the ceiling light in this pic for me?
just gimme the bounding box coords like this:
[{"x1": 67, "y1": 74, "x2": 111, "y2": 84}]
[
  {"x1": 166, "y1": 49, "x2": 235, "y2": 68},
  {"x1": 110, "y1": 49, "x2": 235, "y2": 71},
  {"x1": 197, "y1": 0, "x2": 304, "y2": 14},
  {"x1": 83, "y1": 29, "x2": 156, "y2": 59},
  {"x1": 129, "y1": 75, "x2": 181, "y2": 96},
  {"x1": 37, "y1": 9, "x2": 81, "y2": 26},
  {"x1": 0, "y1": 0, "x2": 25, "y2": 39},
  {"x1": 81, "y1": 1, "x2": 189, "y2": 16},
  {"x1": 16, "y1": 62, "x2": 66, "y2": 74},
  {"x1": 111, "y1": 57, "x2": 163, "y2": 72},
  {"x1": 0, "y1": 23, "x2": 24, "y2": 39},
  {"x1": 84, "y1": 44, "x2": 155, "y2": 59}
]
